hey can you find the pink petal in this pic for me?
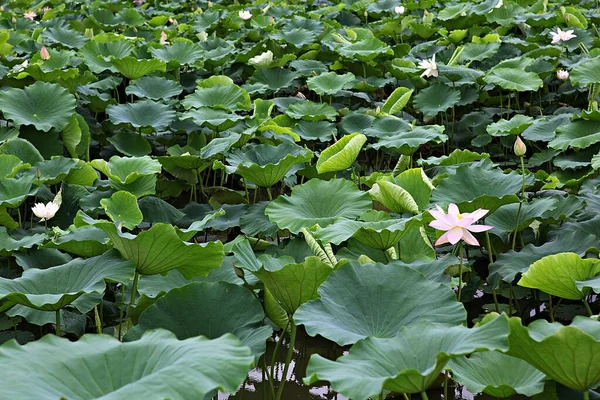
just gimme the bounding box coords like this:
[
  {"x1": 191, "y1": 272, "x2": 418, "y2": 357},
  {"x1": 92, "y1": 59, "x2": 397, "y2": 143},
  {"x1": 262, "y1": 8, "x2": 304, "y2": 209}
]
[
  {"x1": 428, "y1": 208, "x2": 446, "y2": 221},
  {"x1": 456, "y1": 217, "x2": 476, "y2": 228},
  {"x1": 434, "y1": 231, "x2": 451, "y2": 246},
  {"x1": 462, "y1": 229, "x2": 480, "y2": 246},
  {"x1": 467, "y1": 224, "x2": 493, "y2": 233},
  {"x1": 429, "y1": 219, "x2": 452, "y2": 230},
  {"x1": 448, "y1": 203, "x2": 460, "y2": 215},
  {"x1": 462, "y1": 208, "x2": 489, "y2": 221},
  {"x1": 447, "y1": 227, "x2": 464, "y2": 245}
]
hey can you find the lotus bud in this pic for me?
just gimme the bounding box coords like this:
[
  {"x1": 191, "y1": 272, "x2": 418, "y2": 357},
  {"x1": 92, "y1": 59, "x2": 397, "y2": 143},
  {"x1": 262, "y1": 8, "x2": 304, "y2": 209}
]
[
  {"x1": 85, "y1": 28, "x2": 94, "y2": 39},
  {"x1": 39, "y1": 45, "x2": 50, "y2": 60},
  {"x1": 556, "y1": 70, "x2": 569, "y2": 80},
  {"x1": 269, "y1": 16, "x2": 275, "y2": 24},
  {"x1": 197, "y1": 31, "x2": 208, "y2": 42},
  {"x1": 376, "y1": 106, "x2": 381, "y2": 115},
  {"x1": 514, "y1": 136, "x2": 527, "y2": 157},
  {"x1": 364, "y1": 11, "x2": 368, "y2": 18}
]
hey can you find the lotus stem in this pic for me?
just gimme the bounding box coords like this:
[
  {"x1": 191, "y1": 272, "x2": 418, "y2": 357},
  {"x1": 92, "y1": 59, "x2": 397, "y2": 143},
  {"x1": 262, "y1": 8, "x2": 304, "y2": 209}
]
[
  {"x1": 403, "y1": 394, "x2": 410, "y2": 400},
  {"x1": 420, "y1": 391, "x2": 429, "y2": 400},
  {"x1": 457, "y1": 244, "x2": 464, "y2": 301},
  {"x1": 512, "y1": 156, "x2": 527, "y2": 250},
  {"x1": 118, "y1": 283, "x2": 125, "y2": 340},
  {"x1": 584, "y1": 390, "x2": 590, "y2": 400},
  {"x1": 270, "y1": 321, "x2": 290, "y2": 384},
  {"x1": 484, "y1": 229, "x2": 500, "y2": 313},
  {"x1": 275, "y1": 323, "x2": 297, "y2": 400},
  {"x1": 129, "y1": 271, "x2": 139, "y2": 308},
  {"x1": 55, "y1": 310, "x2": 61, "y2": 336},
  {"x1": 548, "y1": 295, "x2": 554, "y2": 322},
  {"x1": 266, "y1": 187, "x2": 273, "y2": 201},
  {"x1": 584, "y1": 298, "x2": 594, "y2": 317},
  {"x1": 94, "y1": 305, "x2": 102, "y2": 334}
]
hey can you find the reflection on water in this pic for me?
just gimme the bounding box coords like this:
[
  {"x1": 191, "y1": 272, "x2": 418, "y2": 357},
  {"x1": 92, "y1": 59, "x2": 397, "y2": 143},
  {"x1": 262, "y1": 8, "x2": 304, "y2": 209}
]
[{"x1": 220, "y1": 328, "x2": 511, "y2": 400}]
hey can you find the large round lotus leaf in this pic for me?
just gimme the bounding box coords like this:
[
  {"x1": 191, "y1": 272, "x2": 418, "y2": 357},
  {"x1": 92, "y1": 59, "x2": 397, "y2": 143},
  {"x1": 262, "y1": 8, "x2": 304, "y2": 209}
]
[
  {"x1": 0, "y1": 175, "x2": 37, "y2": 208},
  {"x1": 0, "y1": 330, "x2": 254, "y2": 399},
  {"x1": 77, "y1": 214, "x2": 223, "y2": 278},
  {"x1": 413, "y1": 83, "x2": 461, "y2": 117},
  {"x1": 549, "y1": 120, "x2": 600, "y2": 151},
  {"x1": 240, "y1": 201, "x2": 280, "y2": 238},
  {"x1": 149, "y1": 40, "x2": 203, "y2": 65},
  {"x1": 518, "y1": 252, "x2": 600, "y2": 300},
  {"x1": 294, "y1": 261, "x2": 467, "y2": 345},
  {"x1": 381, "y1": 87, "x2": 414, "y2": 115},
  {"x1": 484, "y1": 68, "x2": 543, "y2": 91},
  {"x1": 224, "y1": 142, "x2": 313, "y2": 187},
  {"x1": 304, "y1": 315, "x2": 509, "y2": 398},
  {"x1": 448, "y1": 351, "x2": 546, "y2": 398},
  {"x1": 293, "y1": 120, "x2": 336, "y2": 142},
  {"x1": 507, "y1": 317, "x2": 600, "y2": 391},
  {"x1": 181, "y1": 107, "x2": 244, "y2": 130},
  {"x1": 431, "y1": 163, "x2": 524, "y2": 212},
  {"x1": 250, "y1": 68, "x2": 300, "y2": 91},
  {"x1": 265, "y1": 179, "x2": 372, "y2": 234},
  {"x1": 335, "y1": 28, "x2": 392, "y2": 62},
  {"x1": 42, "y1": 226, "x2": 110, "y2": 257},
  {"x1": 487, "y1": 115, "x2": 534, "y2": 137},
  {"x1": 272, "y1": 28, "x2": 318, "y2": 48},
  {"x1": 90, "y1": 155, "x2": 162, "y2": 185},
  {"x1": 183, "y1": 77, "x2": 251, "y2": 112},
  {"x1": 124, "y1": 282, "x2": 272, "y2": 360},
  {"x1": 369, "y1": 125, "x2": 447, "y2": 155},
  {"x1": 125, "y1": 76, "x2": 183, "y2": 100},
  {"x1": 81, "y1": 40, "x2": 134, "y2": 73},
  {"x1": 42, "y1": 26, "x2": 87, "y2": 49},
  {"x1": 0, "y1": 250, "x2": 134, "y2": 313},
  {"x1": 570, "y1": 57, "x2": 600, "y2": 87},
  {"x1": 110, "y1": 56, "x2": 166, "y2": 79},
  {"x1": 285, "y1": 101, "x2": 337, "y2": 121},
  {"x1": 106, "y1": 100, "x2": 176, "y2": 130},
  {"x1": 254, "y1": 256, "x2": 334, "y2": 316},
  {"x1": 100, "y1": 190, "x2": 143, "y2": 230},
  {"x1": 313, "y1": 217, "x2": 422, "y2": 250},
  {"x1": 0, "y1": 227, "x2": 46, "y2": 254},
  {"x1": 0, "y1": 154, "x2": 29, "y2": 178},
  {"x1": 0, "y1": 138, "x2": 43, "y2": 166},
  {"x1": 0, "y1": 82, "x2": 76, "y2": 132},
  {"x1": 316, "y1": 133, "x2": 367, "y2": 174},
  {"x1": 28, "y1": 156, "x2": 78, "y2": 185},
  {"x1": 306, "y1": 72, "x2": 356, "y2": 96}
]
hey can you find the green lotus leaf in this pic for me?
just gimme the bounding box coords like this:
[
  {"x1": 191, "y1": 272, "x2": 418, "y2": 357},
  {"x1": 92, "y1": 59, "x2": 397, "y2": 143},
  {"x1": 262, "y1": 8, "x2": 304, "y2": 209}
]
[
  {"x1": 336, "y1": 28, "x2": 393, "y2": 62},
  {"x1": 295, "y1": 261, "x2": 466, "y2": 345},
  {"x1": 77, "y1": 214, "x2": 223, "y2": 278},
  {"x1": 571, "y1": 57, "x2": 600, "y2": 87},
  {"x1": 42, "y1": 26, "x2": 87, "y2": 49},
  {"x1": 518, "y1": 252, "x2": 600, "y2": 300},
  {"x1": 254, "y1": 256, "x2": 334, "y2": 316},
  {"x1": 125, "y1": 282, "x2": 272, "y2": 361},
  {"x1": 0, "y1": 227, "x2": 46, "y2": 255},
  {"x1": 138, "y1": 196, "x2": 185, "y2": 224},
  {"x1": 522, "y1": 114, "x2": 570, "y2": 142},
  {"x1": 81, "y1": 40, "x2": 134, "y2": 74},
  {"x1": 249, "y1": 68, "x2": 300, "y2": 91},
  {"x1": 448, "y1": 351, "x2": 546, "y2": 398},
  {"x1": 431, "y1": 163, "x2": 525, "y2": 213},
  {"x1": 42, "y1": 226, "x2": 110, "y2": 257},
  {"x1": 0, "y1": 250, "x2": 134, "y2": 313},
  {"x1": 290, "y1": 60, "x2": 328, "y2": 76},
  {"x1": 272, "y1": 28, "x2": 318, "y2": 48},
  {"x1": 381, "y1": 87, "x2": 414, "y2": 115},
  {"x1": 91, "y1": 155, "x2": 161, "y2": 185},
  {"x1": 0, "y1": 82, "x2": 76, "y2": 132},
  {"x1": 507, "y1": 316, "x2": 600, "y2": 391},
  {"x1": 149, "y1": 40, "x2": 203, "y2": 65},
  {"x1": 108, "y1": 131, "x2": 151, "y2": 157},
  {"x1": 110, "y1": 56, "x2": 166, "y2": 80},
  {"x1": 316, "y1": 133, "x2": 366, "y2": 174},
  {"x1": 158, "y1": 152, "x2": 211, "y2": 184},
  {"x1": 370, "y1": 168, "x2": 434, "y2": 214},
  {"x1": 0, "y1": 175, "x2": 38, "y2": 208},
  {"x1": 126, "y1": 76, "x2": 183, "y2": 100},
  {"x1": 183, "y1": 76, "x2": 251, "y2": 112},
  {"x1": 484, "y1": 68, "x2": 543, "y2": 91},
  {"x1": 413, "y1": 83, "x2": 461, "y2": 117},
  {"x1": 0, "y1": 330, "x2": 254, "y2": 399},
  {"x1": 240, "y1": 201, "x2": 280, "y2": 238},
  {"x1": 549, "y1": 120, "x2": 600, "y2": 151},
  {"x1": 0, "y1": 154, "x2": 29, "y2": 178},
  {"x1": 181, "y1": 107, "x2": 244, "y2": 130},
  {"x1": 285, "y1": 101, "x2": 337, "y2": 121},
  {"x1": 28, "y1": 156, "x2": 79, "y2": 185},
  {"x1": 307, "y1": 72, "x2": 356, "y2": 96},
  {"x1": 487, "y1": 114, "x2": 535, "y2": 136},
  {"x1": 313, "y1": 217, "x2": 422, "y2": 250},
  {"x1": 100, "y1": 191, "x2": 143, "y2": 230},
  {"x1": 369, "y1": 124, "x2": 447, "y2": 155},
  {"x1": 0, "y1": 138, "x2": 43, "y2": 165},
  {"x1": 292, "y1": 120, "x2": 336, "y2": 142},
  {"x1": 304, "y1": 314, "x2": 509, "y2": 398},
  {"x1": 106, "y1": 100, "x2": 176, "y2": 131},
  {"x1": 265, "y1": 179, "x2": 372, "y2": 234},
  {"x1": 224, "y1": 142, "x2": 312, "y2": 188}
]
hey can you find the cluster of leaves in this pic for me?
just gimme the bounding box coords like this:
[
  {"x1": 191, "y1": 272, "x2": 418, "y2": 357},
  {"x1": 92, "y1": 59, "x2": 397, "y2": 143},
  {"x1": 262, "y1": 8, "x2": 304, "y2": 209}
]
[{"x1": 0, "y1": 0, "x2": 600, "y2": 398}]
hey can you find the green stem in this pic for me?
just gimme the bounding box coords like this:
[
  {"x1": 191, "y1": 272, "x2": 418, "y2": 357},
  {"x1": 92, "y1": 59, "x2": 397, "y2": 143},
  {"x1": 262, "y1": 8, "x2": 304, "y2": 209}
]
[
  {"x1": 458, "y1": 244, "x2": 464, "y2": 301},
  {"x1": 511, "y1": 201, "x2": 523, "y2": 251},
  {"x1": 275, "y1": 323, "x2": 297, "y2": 400},
  {"x1": 584, "y1": 298, "x2": 594, "y2": 317},
  {"x1": 118, "y1": 283, "x2": 125, "y2": 340},
  {"x1": 548, "y1": 295, "x2": 554, "y2": 322},
  {"x1": 266, "y1": 187, "x2": 273, "y2": 201},
  {"x1": 130, "y1": 271, "x2": 139, "y2": 308},
  {"x1": 270, "y1": 321, "x2": 290, "y2": 383},
  {"x1": 520, "y1": 156, "x2": 526, "y2": 198},
  {"x1": 420, "y1": 392, "x2": 429, "y2": 400},
  {"x1": 484, "y1": 230, "x2": 500, "y2": 313},
  {"x1": 55, "y1": 310, "x2": 61, "y2": 336},
  {"x1": 584, "y1": 390, "x2": 590, "y2": 400},
  {"x1": 94, "y1": 305, "x2": 102, "y2": 334},
  {"x1": 403, "y1": 394, "x2": 410, "y2": 400}
]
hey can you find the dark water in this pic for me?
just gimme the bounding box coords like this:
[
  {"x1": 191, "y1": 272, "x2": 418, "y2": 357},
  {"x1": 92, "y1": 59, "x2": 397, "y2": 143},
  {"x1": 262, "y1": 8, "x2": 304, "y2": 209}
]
[{"x1": 219, "y1": 328, "x2": 511, "y2": 400}]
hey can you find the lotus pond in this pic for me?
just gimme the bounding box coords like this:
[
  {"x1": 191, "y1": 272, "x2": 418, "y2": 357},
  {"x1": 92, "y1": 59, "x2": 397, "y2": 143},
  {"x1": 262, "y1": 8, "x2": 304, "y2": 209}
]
[{"x1": 1, "y1": 0, "x2": 600, "y2": 399}]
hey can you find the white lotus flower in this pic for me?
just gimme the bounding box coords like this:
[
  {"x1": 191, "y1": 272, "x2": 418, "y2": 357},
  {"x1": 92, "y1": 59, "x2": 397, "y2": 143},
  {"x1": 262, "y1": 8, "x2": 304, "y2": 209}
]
[
  {"x1": 31, "y1": 201, "x2": 60, "y2": 222},
  {"x1": 550, "y1": 28, "x2": 576, "y2": 44},
  {"x1": 556, "y1": 70, "x2": 569, "y2": 80},
  {"x1": 418, "y1": 54, "x2": 438, "y2": 78},
  {"x1": 239, "y1": 10, "x2": 252, "y2": 20},
  {"x1": 197, "y1": 31, "x2": 208, "y2": 42},
  {"x1": 394, "y1": 6, "x2": 405, "y2": 14},
  {"x1": 249, "y1": 50, "x2": 274, "y2": 67}
]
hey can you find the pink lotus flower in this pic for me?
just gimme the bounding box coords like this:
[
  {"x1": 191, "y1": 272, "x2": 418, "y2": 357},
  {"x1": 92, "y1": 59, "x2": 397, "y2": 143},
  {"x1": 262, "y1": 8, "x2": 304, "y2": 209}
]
[
  {"x1": 429, "y1": 203, "x2": 493, "y2": 246},
  {"x1": 40, "y1": 45, "x2": 50, "y2": 60},
  {"x1": 550, "y1": 28, "x2": 576, "y2": 44},
  {"x1": 556, "y1": 70, "x2": 569, "y2": 80},
  {"x1": 23, "y1": 11, "x2": 37, "y2": 20}
]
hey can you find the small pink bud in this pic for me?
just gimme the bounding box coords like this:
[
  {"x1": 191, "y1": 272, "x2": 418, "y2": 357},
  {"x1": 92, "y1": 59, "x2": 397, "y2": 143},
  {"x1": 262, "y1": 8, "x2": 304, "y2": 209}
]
[
  {"x1": 556, "y1": 70, "x2": 569, "y2": 80},
  {"x1": 40, "y1": 46, "x2": 50, "y2": 60}
]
